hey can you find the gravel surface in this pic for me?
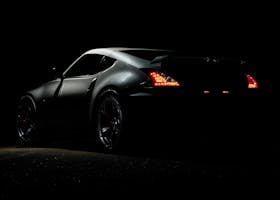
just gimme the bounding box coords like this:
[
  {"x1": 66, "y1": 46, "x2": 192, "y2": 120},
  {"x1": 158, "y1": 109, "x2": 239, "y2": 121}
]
[{"x1": 0, "y1": 147, "x2": 279, "y2": 198}]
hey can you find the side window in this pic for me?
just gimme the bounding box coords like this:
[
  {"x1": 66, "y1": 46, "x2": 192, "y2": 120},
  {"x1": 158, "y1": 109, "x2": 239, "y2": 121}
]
[
  {"x1": 65, "y1": 54, "x2": 103, "y2": 77},
  {"x1": 99, "y1": 56, "x2": 116, "y2": 71}
]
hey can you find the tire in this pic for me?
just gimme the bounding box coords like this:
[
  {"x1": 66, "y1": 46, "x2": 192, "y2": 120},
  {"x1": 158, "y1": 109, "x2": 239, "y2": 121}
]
[
  {"x1": 93, "y1": 90, "x2": 125, "y2": 152},
  {"x1": 16, "y1": 96, "x2": 39, "y2": 146}
]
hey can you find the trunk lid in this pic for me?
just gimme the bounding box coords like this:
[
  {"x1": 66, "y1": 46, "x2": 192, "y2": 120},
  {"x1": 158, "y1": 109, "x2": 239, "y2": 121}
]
[{"x1": 159, "y1": 57, "x2": 248, "y2": 94}]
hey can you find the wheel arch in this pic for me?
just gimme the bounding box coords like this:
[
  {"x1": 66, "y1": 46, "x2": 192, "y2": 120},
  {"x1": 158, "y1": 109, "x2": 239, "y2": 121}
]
[
  {"x1": 89, "y1": 85, "x2": 121, "y2": 123},
  {"x1": 88, "y1": 65, "x2": 142, "y2": 119},
  {"x1": 18, "y1": 93, "x2": 38, "y2": 112}
]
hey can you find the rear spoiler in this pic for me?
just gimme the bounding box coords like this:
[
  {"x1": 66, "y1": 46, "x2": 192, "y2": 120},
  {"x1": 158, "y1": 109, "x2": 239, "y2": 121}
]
[
  {"x1": 151, "y1": 55, "x2": 248, "y2": 65},
  {"x1": 150, "y1": 55, "x2": 170, "y2": 64}
]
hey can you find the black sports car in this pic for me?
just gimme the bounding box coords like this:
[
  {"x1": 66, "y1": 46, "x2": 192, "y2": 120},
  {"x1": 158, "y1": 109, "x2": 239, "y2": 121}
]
[{"x1": 16, "y1": 48, "x2": 260, "y2": 151}]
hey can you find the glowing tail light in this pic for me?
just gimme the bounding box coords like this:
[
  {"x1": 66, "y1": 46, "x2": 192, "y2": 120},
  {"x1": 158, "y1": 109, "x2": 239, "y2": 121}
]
[
  {"x1": 246, "y1": 74, "x2": 259, "y2": 89},
  {"x1": 149, "y1": 71, "x2": 180, "y2": 87}
]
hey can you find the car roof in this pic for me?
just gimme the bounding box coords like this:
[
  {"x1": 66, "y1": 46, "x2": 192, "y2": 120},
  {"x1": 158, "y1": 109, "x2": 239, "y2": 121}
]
[{"x1": 85, "y1": 47, "x2": 171, "y2": 55}]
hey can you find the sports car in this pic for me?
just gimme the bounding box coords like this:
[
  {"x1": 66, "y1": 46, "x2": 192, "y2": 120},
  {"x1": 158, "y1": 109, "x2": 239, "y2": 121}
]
[{"x1": 16, "y1": 48, "x2": 260, "y2": 151}]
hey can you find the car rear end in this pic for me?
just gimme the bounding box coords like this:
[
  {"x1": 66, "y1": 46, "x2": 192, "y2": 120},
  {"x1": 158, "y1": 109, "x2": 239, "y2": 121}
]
[{"x1": 124, "y1": 53, "x2": 265, "y2": 159}]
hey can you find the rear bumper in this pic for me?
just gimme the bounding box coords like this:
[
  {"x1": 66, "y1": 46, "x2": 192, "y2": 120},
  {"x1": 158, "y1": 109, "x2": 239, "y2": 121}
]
[
  {"x1": 128, "y1": 86, "x2": 263, "y2": 97},
  {"x1": 123, "y1": 89, "x2": 275, "y2": 155}
]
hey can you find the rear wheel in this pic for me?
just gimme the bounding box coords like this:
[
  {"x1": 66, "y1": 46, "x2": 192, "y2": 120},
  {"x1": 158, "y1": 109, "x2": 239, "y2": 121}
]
[
  {"x1": 95, "y1": 90, "x2": 124, "y2": 152},
  {"x1": 16, "y1": 96, "x2": 38, "y2": 146}
]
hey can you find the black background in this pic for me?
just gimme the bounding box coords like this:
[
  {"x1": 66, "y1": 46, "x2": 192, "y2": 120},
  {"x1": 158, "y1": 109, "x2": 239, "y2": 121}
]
[{"x1": 4, "y1": 2, "x2": 278, "y2": 141}]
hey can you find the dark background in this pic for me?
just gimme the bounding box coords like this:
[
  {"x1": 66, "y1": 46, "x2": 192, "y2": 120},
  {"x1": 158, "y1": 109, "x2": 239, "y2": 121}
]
[
  {"x1": 4, "y1": 2, "x2": 278, "y2": 142},
  {"x1": 1, "y1": 2, "x2": 279, "y2": 197}
]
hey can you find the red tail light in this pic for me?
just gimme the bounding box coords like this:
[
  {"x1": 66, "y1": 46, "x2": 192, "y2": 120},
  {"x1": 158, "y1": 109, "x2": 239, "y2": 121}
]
[
  {"x1": 246, "y1": 74, "x2": 259, "y2": 89},
  {"x1": 149, "y1": 71, "x2": 180, "y2": 87}
]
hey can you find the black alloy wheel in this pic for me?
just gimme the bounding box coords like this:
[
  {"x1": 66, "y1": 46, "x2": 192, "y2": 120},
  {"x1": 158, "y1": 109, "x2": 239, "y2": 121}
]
[{"x1": 96, "y1": 92, "x2": 124, "y2": 151}]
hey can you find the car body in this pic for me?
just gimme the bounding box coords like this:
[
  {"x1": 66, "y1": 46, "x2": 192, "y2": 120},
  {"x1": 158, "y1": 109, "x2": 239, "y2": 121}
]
[{"x1": 16, "y1": 48, "x2": 260, "y2": 151}]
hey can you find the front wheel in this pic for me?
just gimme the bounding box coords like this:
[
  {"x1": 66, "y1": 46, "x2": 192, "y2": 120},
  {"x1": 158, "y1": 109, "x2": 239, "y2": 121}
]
[
  {"x1": 16, "y1": 96, "x2": 38, "y2": 146},
  {"x1": 95, "y1": 90, "x2": 124, "y2": 152}
]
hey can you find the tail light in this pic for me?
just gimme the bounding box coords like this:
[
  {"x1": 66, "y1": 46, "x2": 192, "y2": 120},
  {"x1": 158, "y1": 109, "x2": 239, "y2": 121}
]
[
  {"x1": 149, "y1": 71, "x2": 180, "y2": 87},
  {"x1": 246, "y1": 74, "x2": 259, "y2": 89}
]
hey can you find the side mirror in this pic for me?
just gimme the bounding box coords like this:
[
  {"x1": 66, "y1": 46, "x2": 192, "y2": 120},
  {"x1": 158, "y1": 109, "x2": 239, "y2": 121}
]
[{"x1": 49, "y1": 66, "x2": 63, "y2": 79}]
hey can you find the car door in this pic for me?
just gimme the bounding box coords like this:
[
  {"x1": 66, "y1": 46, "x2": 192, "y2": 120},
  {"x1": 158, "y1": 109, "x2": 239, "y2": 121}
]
[{"x1": 57, "y1": 54, "x2": 104, "y2": 131}]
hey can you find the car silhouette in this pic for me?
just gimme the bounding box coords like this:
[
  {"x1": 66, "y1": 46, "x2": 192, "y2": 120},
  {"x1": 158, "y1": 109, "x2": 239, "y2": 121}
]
[{"x1": 16, "y1": 48, "x2": 259, "y2": 151}]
